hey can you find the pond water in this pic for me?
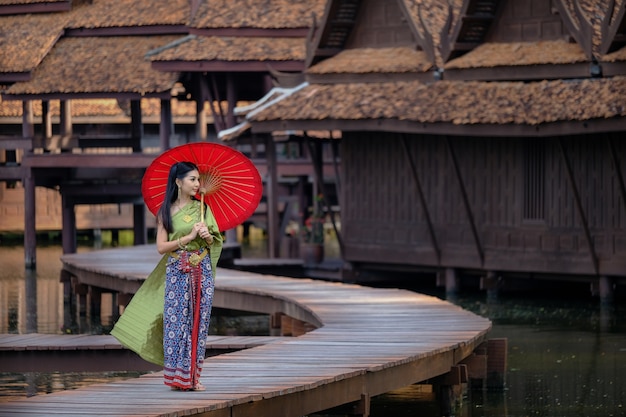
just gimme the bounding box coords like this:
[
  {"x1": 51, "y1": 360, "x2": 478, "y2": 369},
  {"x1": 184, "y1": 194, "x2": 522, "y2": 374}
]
[{"x1": 0, "y1": 233, "x2": 625, "y2": 416}]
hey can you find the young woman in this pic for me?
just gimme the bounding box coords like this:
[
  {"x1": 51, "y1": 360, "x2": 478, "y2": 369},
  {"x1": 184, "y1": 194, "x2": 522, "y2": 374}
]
[{"x1": 111, "y1": 161, "x2": 223, "y2": 391}]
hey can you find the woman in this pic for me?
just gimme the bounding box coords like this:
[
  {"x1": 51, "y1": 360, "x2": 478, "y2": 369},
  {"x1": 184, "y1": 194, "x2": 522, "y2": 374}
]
[{"x1": 111, "y1": 161, "x2": 223, "y2": 391}]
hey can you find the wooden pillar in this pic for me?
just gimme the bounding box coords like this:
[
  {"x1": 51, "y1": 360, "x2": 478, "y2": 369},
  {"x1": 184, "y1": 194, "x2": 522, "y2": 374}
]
[
  {"x1": 480, "y1": 270, "x2": 500, "y2": 303},
  {"x1": 41, "y1": 100, "x2": 52, "y2": 142},
  {"x1": 110, "y1": 292, "x2": 120, "y2": 322},
  {"x1": 195, "y1": 99, "x2": 207, "y2": 141},
  {"x1": 266, "y1": 136, "x2": 279, "y2": 258},
  {"x1": 445, "y1": 268, "x2": 460, "y2": 298},
  {"x1": 22, "y1": 100, "x2": 34, "y2": 138},
  {"x1": 61, "y1": 194, "x2": 77, "y2": 254},
  {"x1": 59, "y1": 100, "x2": 72, "y2": 137},
  {"x1": 24, "y1": 268, "x2": 38, "y2": 333},
  {"x1": 270, "y1": 312, "x2": 283, "y2": 336},
  {"x1": 133, "y1": 203, "x2": 147, "y2": 245},
  {"x1": 75, "y1": 282, "x2": 89, "y2": 332},
  {"x1": 130, "y1": 99, "x2": 143, "y2": 152},
  {"x1": 296, "y1": 175, "x2": 307, "y2": 225},
  {"x1": 89, "y1": 286, "x2": 102, "y2": 327},
  {"x1": 62, "y1": 270, "x2": 77, "y2": 334},
  {"x1": 23, "y1": 169, "x2": 37, "y2": 268},
  {"x1": 160, "y1": 98, "x2": 172, "y2": 151},
  {"x1": 226, "y1": 73, "x2": 236, "y2": 128},
  {"x1": 598, "y1": 275, "x2": 614, "y2": 305}
]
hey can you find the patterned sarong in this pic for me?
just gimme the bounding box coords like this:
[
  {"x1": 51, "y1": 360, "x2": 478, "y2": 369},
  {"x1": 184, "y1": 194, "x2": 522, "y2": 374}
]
[{"x1": 163, "y1": 248, "x2": 214, "y2": 389}]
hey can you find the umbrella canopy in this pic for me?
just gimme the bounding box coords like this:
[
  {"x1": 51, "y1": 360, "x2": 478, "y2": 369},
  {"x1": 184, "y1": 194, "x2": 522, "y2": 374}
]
[{"x1": 142, "y1": 142, "x2": 263, "y2": 231}]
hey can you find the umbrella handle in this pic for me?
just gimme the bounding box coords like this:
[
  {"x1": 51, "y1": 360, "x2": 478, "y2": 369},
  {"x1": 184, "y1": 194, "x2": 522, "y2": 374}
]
[{"x1": 200, "y1": 192, "x2": 205, "y2": 224}]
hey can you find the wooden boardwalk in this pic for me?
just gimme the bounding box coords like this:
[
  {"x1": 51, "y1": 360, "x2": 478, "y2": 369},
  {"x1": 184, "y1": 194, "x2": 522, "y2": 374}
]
[
  {"x1": 0, "y1": 245, "x2": 492, "y2": 417},
  {"x1": 0, "y1": 334, "x2": 286, "y2": 373}
]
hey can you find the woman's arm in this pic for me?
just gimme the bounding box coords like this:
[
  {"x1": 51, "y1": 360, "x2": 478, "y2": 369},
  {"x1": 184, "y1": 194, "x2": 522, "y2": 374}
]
[{"x1": 156, "y1": 220, "x2": 198, "y2": 254}]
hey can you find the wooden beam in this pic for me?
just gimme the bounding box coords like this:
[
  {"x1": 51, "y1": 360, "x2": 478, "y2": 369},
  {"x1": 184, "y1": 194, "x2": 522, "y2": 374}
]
[
  {"x1": 160, "y1": 98, "x2": 172, "y2": 151},
  {"x1": 189, "y1": 27, "x2": 309, "y2": 37},
  {"x1": 22, "y1": 153, "x2": 155, "y2": 168},
  {"x1": 445, "y1": 136, "x2": 484, "y2": 267},
  {"x1": 23, "y1": 170, "x2": 36, "y2": 268},
  {"x1": 443, "y1": 63, "x2": 593, "y2": 81},
  {"x1": 607, "y1": 136, "x2": 626, "y2": 221},
  {"x1": 0, "y1": 136, "x2": 32, "y2": 150},
  {"x1": 63, "y1": 26, "x2": 188, "y2": 37},
  {"x1": 151, "y1": 60, "x2": 305, "y2": 72},
  {"x1": 557, "y1": 138, "x2": 599, "y2": 275},
  {"x1": 401, "y1": 134, "x2": 440, "y2": 265},
  {"x1": 250, "y1": 117, "x2": 626, "y2": 138},
  {"x1": 266, "y1": 136, "x2": 279, "y2": 258},
  {"x1": 0, "y1": 1, "x2": 70, "y2": 14}
]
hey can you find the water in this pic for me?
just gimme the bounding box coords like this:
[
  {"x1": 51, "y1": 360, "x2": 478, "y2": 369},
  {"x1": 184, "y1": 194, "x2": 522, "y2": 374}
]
[{"x1": 1, "y1": 234, "x2": 625, "y2": 416}]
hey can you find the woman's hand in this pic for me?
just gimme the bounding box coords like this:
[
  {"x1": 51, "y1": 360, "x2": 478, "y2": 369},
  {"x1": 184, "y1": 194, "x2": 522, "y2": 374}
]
[
  {"x1": 195, "y1": 222, "x2": 213, "y2": 244},
  {"x1": 191, "y1": 222, "x2": 203, "y2": 239}
]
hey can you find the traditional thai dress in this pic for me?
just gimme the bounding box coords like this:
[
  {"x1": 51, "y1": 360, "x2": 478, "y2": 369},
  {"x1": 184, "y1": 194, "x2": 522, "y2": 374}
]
[{"x1": 111, "y1": 200, "x2": 222, "y2": 390}]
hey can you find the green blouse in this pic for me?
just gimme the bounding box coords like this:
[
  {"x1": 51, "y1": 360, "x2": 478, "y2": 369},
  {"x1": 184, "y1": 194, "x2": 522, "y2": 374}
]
[{"x1": 110, "y1": 200, "x2": 223, "y2": 366}]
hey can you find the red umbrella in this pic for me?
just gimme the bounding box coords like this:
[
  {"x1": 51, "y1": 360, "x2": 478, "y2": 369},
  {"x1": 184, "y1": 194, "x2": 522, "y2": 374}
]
[{"x1": 142, "y1": 142, "x2": 263, "y2": 231}]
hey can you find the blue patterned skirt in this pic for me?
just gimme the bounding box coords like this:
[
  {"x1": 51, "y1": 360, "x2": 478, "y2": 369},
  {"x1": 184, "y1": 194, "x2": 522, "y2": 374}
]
[{"x1": 163, "y1": 249, "x2": 214, "y2": 389}]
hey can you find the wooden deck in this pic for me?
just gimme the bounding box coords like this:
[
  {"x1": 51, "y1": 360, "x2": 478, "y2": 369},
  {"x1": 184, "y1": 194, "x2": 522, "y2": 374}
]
[
  {"x1": 0, "y1": 335, "x2": 286, "y2": 373},
  {"x1": 0, "y1": 245, "x2": 492, "y2": 417}
]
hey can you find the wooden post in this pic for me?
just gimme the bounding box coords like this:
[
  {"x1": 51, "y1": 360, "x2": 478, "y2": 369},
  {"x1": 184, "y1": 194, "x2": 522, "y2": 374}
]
[
  {"x1": 41, "y1": 100, "x2": 52, "y2": 144},
  {"x1": 23, "y1": 169, "x2": 37, "y2": 268},
  {"x1": 160, "y1": 98, "x2": 172, "y2": 151},
  {"x1": 226, "y1": 73, "x2": 236, "y2": 128},
  {"x1": 22, "y1": 100, "x2": 34, "y2": 138},
  {"x1": 445, "y1": 268, "x2": 459, "y2": 296},
  {"x1": 62, "y1": 270, "x2": 77, "y2": 333},
  {"x1": 598, "y1": 275, "x2": 614, "y2": 305},
  {"x1": 61, "y1": 194, "x2": 77, "y2": 254},
  {"x1": 76, "y1": 282, "x2": 89, "y2": 332},
  {"x1": 89, "y1": 286, "x2": 102, "y2": 328},
  {"x1": 195, "y1": 99, "x2": 207, "y2": 141},
  {"x1": 486, "y1": 338, "x2": 508, "y2": 390},
  {"x1": 270, "y1": 312, "x2": 284, "y2": 336},
  {"x1": 266, "y1": 136, "x2": 279, "y2": 258},
  {"x1": 24, "y1": 268, "x2": 38, "y2": 333},
  {"x1": 133, "y1": 203, "x2": 147, "y2": 245},
  {"x1": 59, "y1": 100, "x2": 72, "y2": 138},
  {"x1": 130, "y1": 99, "x2": 143, "y2": 152},
  {"x1": 480, "y1": 270, "x2": 500, "y2": 303}
]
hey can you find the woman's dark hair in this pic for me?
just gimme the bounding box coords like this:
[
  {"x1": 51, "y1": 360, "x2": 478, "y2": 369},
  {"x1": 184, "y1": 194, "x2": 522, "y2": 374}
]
[{"x1": 157, "y1": 161, "x2": 199, "y2": 233}]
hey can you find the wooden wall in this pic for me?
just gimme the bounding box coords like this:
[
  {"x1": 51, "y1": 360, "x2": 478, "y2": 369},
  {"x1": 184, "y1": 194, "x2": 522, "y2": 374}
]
[
  {"x1": 489, "y1": 0, "x2": 567, "y2": 42},
  {"x1": 341, "y1": 131, "x2": 626, "y2": 277}
]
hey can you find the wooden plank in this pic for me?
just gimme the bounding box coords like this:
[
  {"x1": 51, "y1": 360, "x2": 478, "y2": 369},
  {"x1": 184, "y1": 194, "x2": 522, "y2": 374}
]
[{"x1": 0, "y1": 334, "x2": 284, "y2": 351}]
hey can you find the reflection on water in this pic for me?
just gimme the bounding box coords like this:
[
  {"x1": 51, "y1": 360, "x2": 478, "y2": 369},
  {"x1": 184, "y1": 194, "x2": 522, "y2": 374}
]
[
  {"x1": 369, "y1": 289, "x2": 626, "y2": 417},
  {"x1": 0, "y1": 371, "x2": 147, "y2": 403},
  {"x1": 0, "y1": 239, "x2": 625, "y2": 416}
]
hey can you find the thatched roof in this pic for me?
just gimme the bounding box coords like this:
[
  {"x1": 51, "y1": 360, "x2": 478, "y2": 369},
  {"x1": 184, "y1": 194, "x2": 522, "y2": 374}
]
[
  {"x1": 5, "y1": 36, "x2": 180, "y2": 96},
  {"x1": 246, "y1": 77, "x2": 626, "y2": 126}
]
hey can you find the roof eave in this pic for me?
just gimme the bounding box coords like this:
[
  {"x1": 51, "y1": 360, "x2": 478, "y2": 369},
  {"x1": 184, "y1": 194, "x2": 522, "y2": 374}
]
[
  {"x1": 248, "y1": 117, "x2": 626, "y2": 138},
  {"x1": 1, "y1": 91, "x2": 172, "y2": 101},
  {"x1": 152, "y1": 60, "x2": 305, "y2": 72},
  {"x1": 0, "y1": 1, "x2": 70, "y2": 16},
  {"x1": 64, "y1": 26, "x2": 189, "y2": 37},
  {"x1": 0, "y1": 72, "x2": 31, "y2": 83},
  {"x1": 306, "y1": 71, "x2": 436, "y2": 84},
  {"x1": 443, "y1": 63, "x2": 594, "y2": 81},
  {"x1": 189, "y1": 27, "x2": 309, "y2": 38}
]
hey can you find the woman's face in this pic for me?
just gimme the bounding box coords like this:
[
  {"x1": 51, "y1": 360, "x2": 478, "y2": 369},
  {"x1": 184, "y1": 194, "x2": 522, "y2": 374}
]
[{"x1": 177, "y1": 169, "x2": 200, "y2": 198}]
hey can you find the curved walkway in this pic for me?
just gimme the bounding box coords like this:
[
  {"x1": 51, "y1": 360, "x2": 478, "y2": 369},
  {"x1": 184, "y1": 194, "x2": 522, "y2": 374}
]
[{"x1": 0, "y1": 245, "x2": 492, "y2": 417}]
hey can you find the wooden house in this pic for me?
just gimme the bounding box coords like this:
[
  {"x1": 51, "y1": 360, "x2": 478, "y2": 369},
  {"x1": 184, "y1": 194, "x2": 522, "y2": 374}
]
[
  {"x1": 0, "y1": 0, "x2": 326, "y2": 264},
  {"x1": 228, "y1": 0, "x2": 626, "y2": 301}
]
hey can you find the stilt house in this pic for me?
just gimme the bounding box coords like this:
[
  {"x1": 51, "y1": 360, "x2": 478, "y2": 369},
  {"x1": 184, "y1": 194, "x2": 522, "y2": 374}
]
[{"x1": 231, "y1": 0, "x2": 626, "y2": 298}]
